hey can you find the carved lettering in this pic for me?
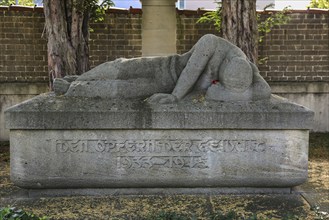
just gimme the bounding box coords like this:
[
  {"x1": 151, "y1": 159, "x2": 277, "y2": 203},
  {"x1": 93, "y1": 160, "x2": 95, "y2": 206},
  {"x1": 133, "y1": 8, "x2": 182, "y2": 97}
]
[
  {"x1": 50, "y1": 138, "x2": 267, "y2": 169},
  {"x1": 117, "y1": 156, "x2": 208, "y2": 169},
  {"x1": 52, "y1": 139, "x2": 266, "y2": 153}
]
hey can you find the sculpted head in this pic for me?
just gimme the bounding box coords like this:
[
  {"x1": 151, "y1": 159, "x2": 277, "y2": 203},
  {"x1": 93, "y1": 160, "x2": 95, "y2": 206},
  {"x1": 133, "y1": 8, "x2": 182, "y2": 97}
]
[{"x1": 218, "y1": 57, "x2": 253, "y2": 93}]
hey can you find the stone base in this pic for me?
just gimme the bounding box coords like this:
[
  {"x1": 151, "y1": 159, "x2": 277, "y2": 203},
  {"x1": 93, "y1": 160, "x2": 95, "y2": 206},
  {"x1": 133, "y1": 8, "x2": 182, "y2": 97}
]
[
  {"x1": 10, "y1": 129, "x2": 308, "y2": 189},
  {"x1": 26, "y1": 187, "x2": 293, "y2": 198},
  {"x1": 5, "y1": 93, "x2": 314, "y2": 190}
]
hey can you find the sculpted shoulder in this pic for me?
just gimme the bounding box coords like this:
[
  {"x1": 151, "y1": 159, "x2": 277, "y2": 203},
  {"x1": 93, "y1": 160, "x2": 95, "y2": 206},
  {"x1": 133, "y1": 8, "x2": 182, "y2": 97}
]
[{"x1": 54, "y1": 34, "x2": 271, "y2": 103}]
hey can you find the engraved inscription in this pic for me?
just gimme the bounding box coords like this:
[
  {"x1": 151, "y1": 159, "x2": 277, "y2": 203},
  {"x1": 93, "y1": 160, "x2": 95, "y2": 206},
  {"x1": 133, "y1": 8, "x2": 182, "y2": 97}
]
[
  {"x1": 53, "y1": 139, "x2": 266, "y2": 154},
  {"x1": 50, "y1": 138, "x2": 266, "y2": 169},
  {"x1": 117, "y1": 156, "x2": 208, "y2": 169}
]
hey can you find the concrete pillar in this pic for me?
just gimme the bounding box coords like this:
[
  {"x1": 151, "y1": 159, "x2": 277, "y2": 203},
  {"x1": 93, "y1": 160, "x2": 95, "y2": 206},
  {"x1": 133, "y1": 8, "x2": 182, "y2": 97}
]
[{"x1": 140, "y1": 0, "x2": 177, "y2": 56}]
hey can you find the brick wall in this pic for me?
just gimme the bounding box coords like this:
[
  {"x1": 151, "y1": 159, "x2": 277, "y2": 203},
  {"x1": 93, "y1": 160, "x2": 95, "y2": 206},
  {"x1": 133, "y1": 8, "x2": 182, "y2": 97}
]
[
  {"x1": 0, "y1": 7, "x2": 47, "y2": 82},
  {"x1": 259, "y1": 11, "x2": 329, "y2": 82},
  {"x1": 89, "y1": 9, "x2": 142, "y2": 67},
  {"x1": 176, "y1": 10, "x2": 218, "y2": 54},
  {"x1": 0, "y1": 6, "x2": 328, "y2": 83}
]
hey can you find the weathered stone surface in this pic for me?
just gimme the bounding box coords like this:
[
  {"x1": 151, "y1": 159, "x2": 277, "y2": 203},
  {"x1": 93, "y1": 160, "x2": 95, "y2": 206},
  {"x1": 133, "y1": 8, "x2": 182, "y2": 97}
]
[
  {"x1": 5, "y1": 93, "x2": 314, "y2": 130},
  {"x1": 5, "y1": 93, "x2": 313, "y2": 189},
  {"x1": 55, "y1": 34, "x2": 271, "y2": 102},
  {"x1": 53, "y1": 78, "x2": 70, "y2": 95},
  {"x1": 10, "y1": 129, "x2": 308, "y2": 189},
  {"x1": 26, "y1": 187, "x2": 292, "y2": 197},
  {"x1": 5, "y1": 34, "x2": 314, "y2": 191}
]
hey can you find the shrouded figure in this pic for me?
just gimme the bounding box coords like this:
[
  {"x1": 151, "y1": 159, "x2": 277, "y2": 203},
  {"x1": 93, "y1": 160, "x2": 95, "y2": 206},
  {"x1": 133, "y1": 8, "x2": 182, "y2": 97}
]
[{"x1": 55, "y1": 34, "x2": 271, "y2": 103}]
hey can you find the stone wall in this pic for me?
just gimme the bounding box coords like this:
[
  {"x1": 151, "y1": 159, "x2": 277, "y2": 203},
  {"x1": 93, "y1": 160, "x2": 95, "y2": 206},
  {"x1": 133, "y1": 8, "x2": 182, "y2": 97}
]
[
  {"x1": 0, "y1": 83, "x2": 48, "y2": 141},
  {"x1": 270, "y1": 82, "x2": 329, "y2": 132},
  {"x1": 0, "y1": 6, "x2": 328, "y2": 141}
]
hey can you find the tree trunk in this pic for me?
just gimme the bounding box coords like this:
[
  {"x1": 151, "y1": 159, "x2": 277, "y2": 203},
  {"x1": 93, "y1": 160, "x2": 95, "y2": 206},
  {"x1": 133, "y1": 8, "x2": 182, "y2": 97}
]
[
  {"x1": 43, "y1": 0, "x2": 90, "y2": 90},
  {"x1": 221, "y1": 0, "x2": 258, "y2": 63}
]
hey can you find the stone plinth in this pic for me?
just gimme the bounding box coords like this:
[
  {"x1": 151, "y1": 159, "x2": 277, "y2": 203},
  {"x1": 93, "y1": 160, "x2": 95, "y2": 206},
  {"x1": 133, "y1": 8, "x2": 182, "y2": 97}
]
[
  {"x1": 5, "y1": 93, "x2": 313, "y2": 190},
  {"x1": 141, "y1": 0, "x2": 177, "y2": 56}
]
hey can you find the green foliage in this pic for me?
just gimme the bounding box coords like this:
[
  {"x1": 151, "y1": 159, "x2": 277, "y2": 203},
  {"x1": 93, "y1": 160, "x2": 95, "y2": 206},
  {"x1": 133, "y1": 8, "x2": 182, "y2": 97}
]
[
  {"x1": 73, "y1": 0, "x2": 115, "y2": 22},
  {"x1": 258, "y1": 4, "x2": 291, "y2": 43},
  {"x1": 309, "y1": 0, "x2": 329, "y2": 9},
  {"x1": 257, "y1": 4, "x2": 291, "y2": 64},
  {"x1": 210, "y1": 210, "x2": 239, "y2": 220},
  {"x1": 197, "y1": 3, "x2": 291, "y2": 44},
  {"x1": 0, "y1": 0, "x2": 115, "y2": 22},
  {"x1": 0, "y1": 207, "x2": 48, "y2": 220},
  {"x1": 92, "y1": 0, "x2": 115, "y2": 22},
  {"x1": 17, "y1": 0, "x2": 35, "y2": 6},
  {"x1": 146, "y1": 211, "x2": 191, "y2": 220},
  {"x1": 196, "y1": 2, "x2": 222, "y2": 32},
  {"x1": 0, "y1": 0, "x2": 15, "y2": 6},
  {"x1": 197, "y1": 2, "x2": 290, "y2": 64},
  {"x1": 0, "y1": 0, "x2": 35, "y2": 6}
]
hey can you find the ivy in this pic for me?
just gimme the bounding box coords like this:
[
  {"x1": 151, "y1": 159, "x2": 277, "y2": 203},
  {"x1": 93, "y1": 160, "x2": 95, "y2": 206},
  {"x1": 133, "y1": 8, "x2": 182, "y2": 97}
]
[
  {"x1": 197, "y1": 3, "x2": 291, "y2": 44},
  {"x1": 258, "y1": 4, "x2": 291, "y2": 43},
  {"x1": 73, "y1": 0, "x2": 115, "y2": 22},
  {"x1": 197, "y1": 3, "x2": 291, "y2": 64},
  {"x1": 0, "y1": 207, "x2": 48, "y2": 220},
  {"x1": 196, "y1": 2, "x2": 222, "y2": 32}
]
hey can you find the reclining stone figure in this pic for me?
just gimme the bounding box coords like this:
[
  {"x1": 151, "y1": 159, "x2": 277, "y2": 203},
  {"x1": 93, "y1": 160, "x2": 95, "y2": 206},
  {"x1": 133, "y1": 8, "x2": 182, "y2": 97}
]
[{"x1": 54, "y1": 34, "x2": 271, "y2": 103}]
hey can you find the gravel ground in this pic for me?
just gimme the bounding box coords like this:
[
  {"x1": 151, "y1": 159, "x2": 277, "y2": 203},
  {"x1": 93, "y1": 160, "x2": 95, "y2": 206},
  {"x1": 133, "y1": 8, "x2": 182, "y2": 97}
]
[{"x1": 0, "y1": 133, "x2": 328, "y2": 219}]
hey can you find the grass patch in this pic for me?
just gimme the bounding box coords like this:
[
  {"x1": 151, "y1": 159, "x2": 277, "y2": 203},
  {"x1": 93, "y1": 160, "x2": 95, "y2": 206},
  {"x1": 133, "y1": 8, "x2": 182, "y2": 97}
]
[
  {"x1": 0, "y1": 141, "x2": 9, "y2": 163},
  {"x1": 309, "y1": 133, "x2": 329, "y2": 159},
  {"x1": 146, "y1": 211, "x2": 191, "y2": 220},
  {"x1": 145, "y1": 210, "x2": 299, "y2": 220},
  {"x1": 0, "y1": 142, "x2": 9, "y2": 153},
  {"x1": 0, "y1": 141, "x2": 9, "y2": 148}
]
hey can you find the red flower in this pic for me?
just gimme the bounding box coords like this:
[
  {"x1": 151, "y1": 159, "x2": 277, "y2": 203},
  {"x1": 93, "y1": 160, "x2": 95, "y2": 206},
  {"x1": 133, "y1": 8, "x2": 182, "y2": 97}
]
[{"x1": 212, "y1": 80, "x2": 219, "y2": 85}]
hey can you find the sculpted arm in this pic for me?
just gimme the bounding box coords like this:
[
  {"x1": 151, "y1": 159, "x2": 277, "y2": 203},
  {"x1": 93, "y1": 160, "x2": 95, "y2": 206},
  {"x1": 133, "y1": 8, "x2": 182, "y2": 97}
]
[
  {"x1": 249, "y1": 62, "x2": 272, "y2": 100},
  {"x1": 172, "y1": 36, "x2": 216, "y2": 99},
  {"x1": 148, "y1": 35, "x2": 216, "y2": 104}
]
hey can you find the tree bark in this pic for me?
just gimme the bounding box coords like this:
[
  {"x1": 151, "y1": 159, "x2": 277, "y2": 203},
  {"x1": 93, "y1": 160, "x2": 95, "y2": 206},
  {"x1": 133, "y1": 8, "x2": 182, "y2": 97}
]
[
  {"x1": 221, "y1": 0, "x2": 258, "y2": 63},
  {"x1": 43, "y1": 0, "x2": 90, "y2": 90}
]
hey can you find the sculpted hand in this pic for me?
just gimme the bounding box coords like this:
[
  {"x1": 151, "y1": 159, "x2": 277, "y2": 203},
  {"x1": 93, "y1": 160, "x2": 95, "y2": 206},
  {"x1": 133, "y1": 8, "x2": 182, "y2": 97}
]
[{"x1": 147, "y1": 93, "x2": 178, "y2": 104}]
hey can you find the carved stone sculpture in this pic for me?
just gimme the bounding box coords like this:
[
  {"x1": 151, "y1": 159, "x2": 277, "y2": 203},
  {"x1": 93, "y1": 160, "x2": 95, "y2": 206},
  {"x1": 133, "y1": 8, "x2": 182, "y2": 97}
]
[
  {"x1": 6, "y1": 35, "x2": 313, "y2": 191},
  {"x1": 54, "y1": 34, "x2": 271, "y2": 102}
]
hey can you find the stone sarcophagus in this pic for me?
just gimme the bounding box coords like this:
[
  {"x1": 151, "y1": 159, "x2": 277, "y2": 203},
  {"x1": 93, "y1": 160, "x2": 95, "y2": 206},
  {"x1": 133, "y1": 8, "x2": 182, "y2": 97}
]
[
  {"x1": 5, "y1": 35, "x2": 313, "y2": 193},
  {"x1": 6, "y1": 94, "x2": 313, "y2": 190}
]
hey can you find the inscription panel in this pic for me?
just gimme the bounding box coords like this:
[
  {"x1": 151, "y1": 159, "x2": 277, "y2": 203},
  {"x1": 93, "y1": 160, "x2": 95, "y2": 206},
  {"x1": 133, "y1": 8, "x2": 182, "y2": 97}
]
[
  {"x1": 52, "y1": 139, "x2": 266, "y2": 154},
  {"x1": 50, "y1": 138, "x2": 266, "y2": 169},
  {"x1": 10, "y1": 129, "x2": 309, "y2": 188}
]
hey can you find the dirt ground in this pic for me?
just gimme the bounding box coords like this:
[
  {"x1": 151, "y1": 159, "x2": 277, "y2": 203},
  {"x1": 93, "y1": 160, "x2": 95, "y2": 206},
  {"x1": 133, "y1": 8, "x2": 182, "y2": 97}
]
[{"x1": 0, "y1": 133, "x2": 328, "y2": 220}]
